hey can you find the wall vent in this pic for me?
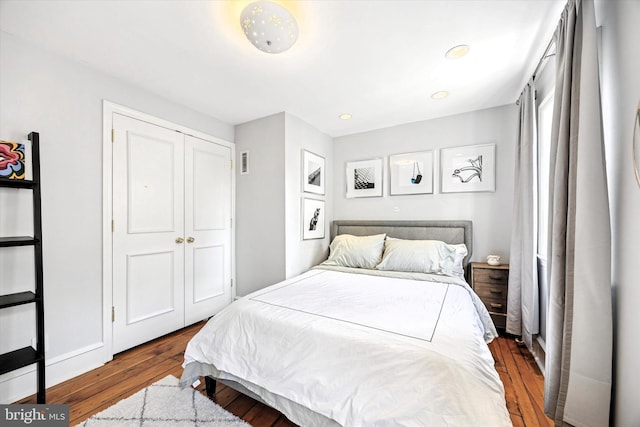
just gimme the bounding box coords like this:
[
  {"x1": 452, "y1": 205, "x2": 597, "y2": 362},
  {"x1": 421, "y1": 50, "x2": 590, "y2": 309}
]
[{"x1": 240, "y1": 151, "x2": 249, "y2": 175}]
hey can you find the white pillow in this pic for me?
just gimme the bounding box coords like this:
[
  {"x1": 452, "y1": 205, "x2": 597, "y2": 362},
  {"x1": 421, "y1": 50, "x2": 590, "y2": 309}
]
[
  {"x1": 376, "y1": 239, "x2": 465, "y2": 276},
  {"x1": 321, "y1": 234, "x2": 386, "y2": 269},
  {"x1": 441, "y1": 243, "x2": 468, "y2": 277}
]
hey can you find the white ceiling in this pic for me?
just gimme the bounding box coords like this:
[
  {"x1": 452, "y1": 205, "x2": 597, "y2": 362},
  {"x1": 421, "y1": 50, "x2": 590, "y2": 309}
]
[{"x1": 0, "y1": 0, "x2": 566, "y2": 137}]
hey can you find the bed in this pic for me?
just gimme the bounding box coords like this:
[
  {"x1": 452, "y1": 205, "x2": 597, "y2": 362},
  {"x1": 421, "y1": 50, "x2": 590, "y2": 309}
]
[{"x1": 180, "y1": 220, "x2": 512, "y2": 426}]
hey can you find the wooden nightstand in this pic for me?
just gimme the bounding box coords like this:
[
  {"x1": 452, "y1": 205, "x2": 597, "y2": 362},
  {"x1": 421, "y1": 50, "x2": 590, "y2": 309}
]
[{"x1": 470, "y1": 262, "x2": 509, "y2": 330}]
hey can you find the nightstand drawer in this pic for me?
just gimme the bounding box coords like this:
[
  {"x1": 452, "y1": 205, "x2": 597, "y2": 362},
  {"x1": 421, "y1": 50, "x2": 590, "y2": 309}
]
[
  {"x1": 480, "y1": 297, "x2": 507, "y2": 314},
  {"x1": 472, "y1": 268, "x2": 508, "y2": 284},
  {"x1": 473, "y1": 282, "x2": 508, "y2": 300}
]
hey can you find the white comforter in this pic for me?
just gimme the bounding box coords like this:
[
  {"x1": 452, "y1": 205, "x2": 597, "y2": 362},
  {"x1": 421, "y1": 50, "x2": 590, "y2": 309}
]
[{"x1": 181, "y1": 267, "x2": 512, "y2": 427}]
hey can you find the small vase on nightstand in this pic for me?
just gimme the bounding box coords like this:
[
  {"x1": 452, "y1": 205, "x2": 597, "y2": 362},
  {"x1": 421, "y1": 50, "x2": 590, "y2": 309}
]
[{"x1": 487, "y1": 255, "x2": 501, "y2": 266}]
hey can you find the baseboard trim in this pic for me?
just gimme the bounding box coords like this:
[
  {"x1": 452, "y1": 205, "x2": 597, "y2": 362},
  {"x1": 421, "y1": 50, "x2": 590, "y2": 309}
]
[
  {"x1": 531, "y1": 336, "x2": 546, "y2": 375},
  {"x1": 0, "y1": 342, "x2": 106, "y2": 403}
]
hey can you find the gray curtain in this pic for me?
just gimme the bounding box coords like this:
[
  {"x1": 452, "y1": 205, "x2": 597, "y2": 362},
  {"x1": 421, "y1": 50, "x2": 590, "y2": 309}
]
[
  {"x1": 506, "y1": 80, "x2": 539, "y2": 348},
  {"x1": 544, "y1": 0, "x2": 612, "y2": 425}
]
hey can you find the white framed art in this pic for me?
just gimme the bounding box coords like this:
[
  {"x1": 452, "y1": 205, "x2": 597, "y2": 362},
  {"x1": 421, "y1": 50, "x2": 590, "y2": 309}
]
[
  {"x1": 345, "y1": 158, "x2": 383, "y2": 198},
  {"x1": 389, "y1": 151, "x2": 433, "y2": 195},
  {"x1": 302, "y1": 198, "x2": 325, "y2": 240},
  {"x1": 441, "y1": 144, "x2": 496, "y2": 193},
  {"x1": 302, "y1": 150, "x2": 325, "y2": 195}
]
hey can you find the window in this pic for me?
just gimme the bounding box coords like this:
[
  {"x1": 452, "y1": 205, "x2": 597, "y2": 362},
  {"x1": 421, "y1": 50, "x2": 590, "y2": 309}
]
[{"x1": 536, "y1": 91, "x2": 554, "y2": 347}]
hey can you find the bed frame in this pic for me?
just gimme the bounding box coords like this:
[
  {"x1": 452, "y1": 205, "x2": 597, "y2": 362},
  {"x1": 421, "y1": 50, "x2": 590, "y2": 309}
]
[{"x1": 204, "y1": 219, "x2": 473, "y2": 399}]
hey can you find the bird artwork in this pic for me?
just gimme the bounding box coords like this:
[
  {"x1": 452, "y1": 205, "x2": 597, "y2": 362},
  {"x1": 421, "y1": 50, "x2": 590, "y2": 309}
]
[{"x1": 452, "y1": 155, "x2": 483, "y2": 183}]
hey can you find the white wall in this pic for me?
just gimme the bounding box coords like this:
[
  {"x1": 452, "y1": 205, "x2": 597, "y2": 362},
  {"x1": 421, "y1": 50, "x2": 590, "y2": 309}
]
[
  {"x1": 235, "y1": 113, "x2": 287, "y2": 296},
  {"x1": 595, "y1": 1, "x2": 640, "y2": 425},
  {"x1": 284, "y1": 113, "x2": 333, "y2": 278},
  {"x1": 0, "y1": 32, "x2": 234, "y2": 402},
  {"x1": 333, "y1": 104, "x2": 518, "y2": 263},
  {"x1": 235, "y1": 112, "x2": 333, "y2": 296}
]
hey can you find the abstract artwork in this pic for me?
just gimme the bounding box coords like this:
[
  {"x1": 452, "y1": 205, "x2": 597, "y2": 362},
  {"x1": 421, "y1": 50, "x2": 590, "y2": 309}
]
[
  {"x1": 302, "y1": 150, "x2": 325, "y2": 195},
  {"x1": 302, "y1": 198, "x2": 325, "y2": 240},
  {"x1": 441, "y1": 144, "x2": 496, "y2": 193},
  {"x1": 0, "y1": 140, "x2": 26, "y2": 179},
  {"x1": 390, "y1": 151, "x2": 434, "y2": 195},
  {"x1": 345, "y1": 158, "x2": 383, "y2": 198},
  {"x1": 354, "y1": 166, "x2": 375, "y2": 189}
]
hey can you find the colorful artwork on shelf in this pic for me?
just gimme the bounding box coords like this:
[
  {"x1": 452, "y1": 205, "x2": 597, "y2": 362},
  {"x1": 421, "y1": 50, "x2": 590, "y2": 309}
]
[{"x1": 0, "y1": 140, "x2": 26, "y2": 179}]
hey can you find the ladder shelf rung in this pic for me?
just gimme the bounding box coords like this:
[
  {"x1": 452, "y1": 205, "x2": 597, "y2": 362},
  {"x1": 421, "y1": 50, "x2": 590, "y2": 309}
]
[
  {"x1": 0, "y1": 291, "x2": 39, "y2": 309},
  {"x1": 0, "y1": 236, "x2": 38, "y2": 247},
  {"x1": 0, "y1": 178, "x2": 37, "y2": 189},
  {"x1": 0, "y1": 347, "x2": 43, "y2": 376}
]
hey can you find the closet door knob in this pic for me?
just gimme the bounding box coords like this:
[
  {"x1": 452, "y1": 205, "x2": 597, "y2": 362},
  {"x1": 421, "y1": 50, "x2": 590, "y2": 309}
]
[
  {"x1": 175, "y1": 237, "x2": 184, "y2": 244},
  {"x1": 187, "y1": 237, "x2": 195, "y2": 243}
]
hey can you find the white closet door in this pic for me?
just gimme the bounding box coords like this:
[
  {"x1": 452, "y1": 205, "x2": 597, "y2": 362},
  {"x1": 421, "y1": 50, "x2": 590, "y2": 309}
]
[
  {"x1": 112, "y1": 113, "x2": 185, "y2": 354},
  {"x1": 184, "y1": 135, "x2": 232, "y2": 324}
]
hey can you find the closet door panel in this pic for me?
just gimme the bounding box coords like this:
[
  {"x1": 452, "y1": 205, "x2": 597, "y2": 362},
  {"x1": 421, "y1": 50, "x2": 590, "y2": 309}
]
[
  {"x1": 126, "y1": 251, "x2": 177, "y2": 323},
  {"x1": 127, "y1": 135, "x2": 176, "y2": 232},
  {"x1": 192, "y1": 150, "x2": 225, "y2": 230},
  {"x1": 112, "y1": 113, "x2": 185, "y2": 354},
  {"x1": 184, "y1": 135, "x2": 232, "y2": 324},
  {"x1": 192, "y1": 245, "x2": 225, "y2": 302}
]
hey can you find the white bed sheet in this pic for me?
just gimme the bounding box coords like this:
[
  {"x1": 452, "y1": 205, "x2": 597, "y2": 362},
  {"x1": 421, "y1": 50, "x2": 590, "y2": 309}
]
[{"x1": 181, "y1": 267, "x2": 511, "y2": 427}]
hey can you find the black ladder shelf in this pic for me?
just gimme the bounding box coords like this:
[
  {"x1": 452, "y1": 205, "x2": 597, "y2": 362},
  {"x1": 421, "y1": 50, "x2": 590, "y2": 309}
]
[{"x1": 0, "y1": 132, "x2": 45, "y2": 403}]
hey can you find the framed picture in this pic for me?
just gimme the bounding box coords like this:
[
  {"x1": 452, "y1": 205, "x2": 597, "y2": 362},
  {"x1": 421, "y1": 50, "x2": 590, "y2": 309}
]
[
  {"x1": 302, "y1": 150, "x2": 325, "y2": 195},
  {"x1": 345, "y1": 158, "x2": 383, "y2": 198},
  {"x1": 389, "y1": 151, "x2": 433, "y2": 195},
  {"x1": 441, "y1": 144, "x2": 496, "y2": 193},
  {"x1": 302, "y1": 198, "x2": 325, "y2": 240}
]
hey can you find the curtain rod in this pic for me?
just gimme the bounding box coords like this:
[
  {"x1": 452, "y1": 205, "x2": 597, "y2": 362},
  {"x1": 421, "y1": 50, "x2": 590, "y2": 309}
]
[
  {"x1": 532, "y1": 37, "x2": 557, "y2": 81},
  {"x1": 516, "y1": 37, "x2": 557, "y2": 105}
]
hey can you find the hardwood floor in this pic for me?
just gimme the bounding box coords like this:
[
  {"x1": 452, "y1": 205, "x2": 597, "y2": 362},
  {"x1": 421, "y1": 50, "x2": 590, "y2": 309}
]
[
  {"x1": 17, "y1": 321, "x2": 552, "y2": 426},
  {"x1": 490, "y1": 336, "x2": 553, "y2": 427}
]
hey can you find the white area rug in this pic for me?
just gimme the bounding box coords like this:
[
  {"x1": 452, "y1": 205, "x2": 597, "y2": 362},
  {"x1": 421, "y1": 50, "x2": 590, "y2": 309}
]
[{"x1": 76, "y1": 375, "x2": 252, "y2": 426}]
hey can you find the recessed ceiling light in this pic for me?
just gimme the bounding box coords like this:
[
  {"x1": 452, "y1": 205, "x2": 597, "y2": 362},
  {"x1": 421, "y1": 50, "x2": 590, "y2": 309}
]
[
  {"x1": 445, "y1": 44, "x2": 470, "y2": 59},
  {"x1": 339, "y1": 113, "x2": 352, "y2": 120},
  {"x1": 431, "y1": 91, "x2": 449, "y2": 100}
]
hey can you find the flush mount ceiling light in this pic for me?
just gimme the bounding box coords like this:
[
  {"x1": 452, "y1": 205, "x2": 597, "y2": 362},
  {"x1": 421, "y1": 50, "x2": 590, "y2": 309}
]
[
  {"x1": 240, "y1": 1, "x2": 299, "y2": 54},
  {"x1": 445, "y1": 44, "x2": 470, "y2": 59},
  {"x1": 431, "y1": 91, "x2": 449, "y2": 100},
  {"x1": 339, "y1": 113, "x2": 352, "y2": 120}
]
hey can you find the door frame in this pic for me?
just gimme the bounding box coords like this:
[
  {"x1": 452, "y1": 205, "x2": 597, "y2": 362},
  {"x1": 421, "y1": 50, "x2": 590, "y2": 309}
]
[{"x1": 102, "y1": 100, "x2": 235, "y2": 361}]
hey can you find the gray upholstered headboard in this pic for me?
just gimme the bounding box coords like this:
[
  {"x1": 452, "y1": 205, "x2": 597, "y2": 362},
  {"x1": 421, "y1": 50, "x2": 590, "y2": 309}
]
[{"x1": 330, "y1": 220, "x2": 473, "y2": 267}]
